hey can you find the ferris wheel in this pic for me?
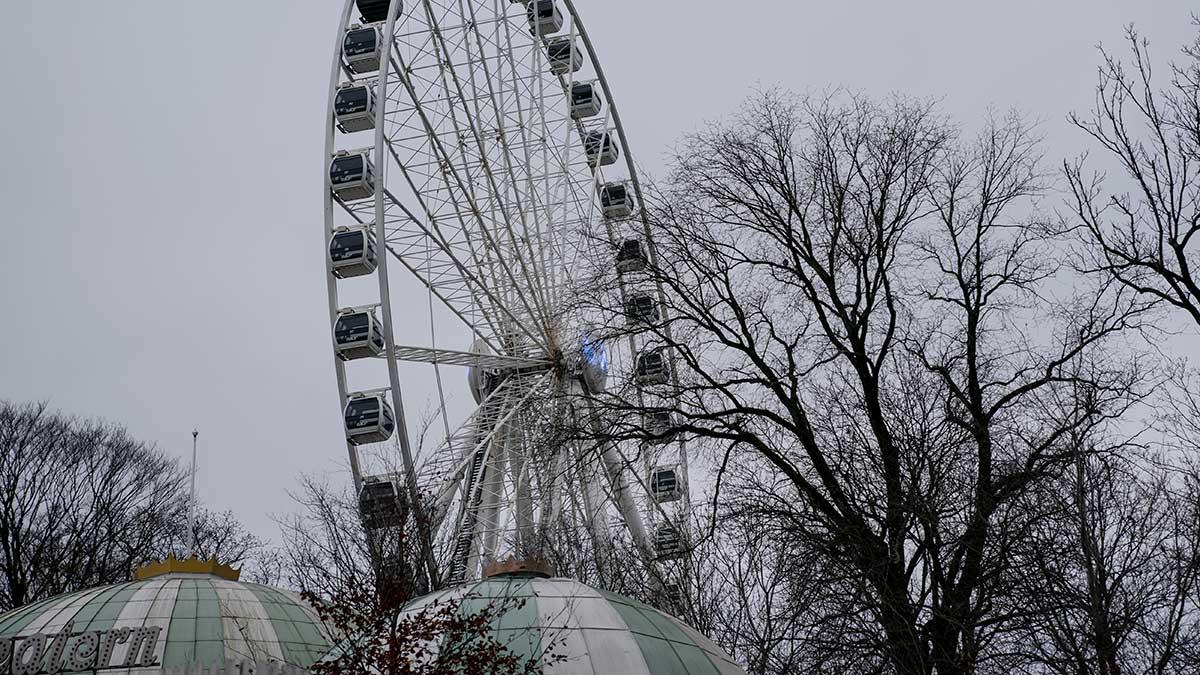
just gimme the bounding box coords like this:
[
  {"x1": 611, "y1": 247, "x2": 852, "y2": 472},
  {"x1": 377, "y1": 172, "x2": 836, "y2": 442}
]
[{"x1": 322, "y1": 0, "x2": 691, "y2": 593}]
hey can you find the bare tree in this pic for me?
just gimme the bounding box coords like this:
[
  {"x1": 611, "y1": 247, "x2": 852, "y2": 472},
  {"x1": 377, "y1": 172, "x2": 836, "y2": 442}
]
[
  {"x1": 274, "y1": 474, "x2": 381, "y2": 601},
  {"x1": 272, "y1": 416, "x2": 446, "y2": 603},
  {"x1": 691, "y1": 500, "x2": 887, "y2": 674},
  {"x1": 580, "y1": 90, "x2": 1146, "y2": 674}
]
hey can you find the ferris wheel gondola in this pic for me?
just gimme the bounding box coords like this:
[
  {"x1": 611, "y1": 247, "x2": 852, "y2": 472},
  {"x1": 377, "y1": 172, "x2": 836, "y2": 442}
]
[
  {"x1": 333, "y1": 308, "x2": 386, "y2": 361},
  {"x1": 333, "y1": 83, "x2": 377, "y2": 133},
  {"x1": 342, "y1": 25, "x2": 383, "y2": 73},
  {"x1": 343, "y1": 391, "x2": 396, "y2": 445},
  {"x1": 328, "y1": 151, "x2": 375, "y2": 201},
  {"x1": 546, "y1": 36, "x2": 584, "y2": 75},
  {"x1": 582, "y1": 130, "x2": 620, "y2": 166},
  {"x1": 569, "y1": 82, "x2": 603, "y2": 119},
  {"x1": 600, "y1": 182, "x2": 635, "y2": 219},
  {"x1": 322, "y1": 0, "x2": 694, "y2": 598},
  {"x1": 328, "y1": 225, "x2": 378, "y2": 278}
]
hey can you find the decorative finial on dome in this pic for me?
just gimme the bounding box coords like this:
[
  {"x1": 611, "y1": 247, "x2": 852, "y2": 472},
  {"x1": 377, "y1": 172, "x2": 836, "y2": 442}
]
[
  {"x1": 482, "y1": 556, "x2": 554, "y2": 579},
  {"x1": 134, "y1": 552, "x2": 241, "y2": 581}
]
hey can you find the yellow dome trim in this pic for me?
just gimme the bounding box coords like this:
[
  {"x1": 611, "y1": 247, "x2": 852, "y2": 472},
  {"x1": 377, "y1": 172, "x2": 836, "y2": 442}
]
[{"x1": 134, "y1": 553, "x2": 241, "y2": 581}]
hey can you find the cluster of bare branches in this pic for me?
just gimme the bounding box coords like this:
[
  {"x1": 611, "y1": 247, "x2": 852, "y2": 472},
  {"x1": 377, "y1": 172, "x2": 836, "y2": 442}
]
[
  {"x1": 307, "y1": 581, "x2": 560, "y2": 675},
  {"x1": 272, "y1": 473, "x2": 388, "y2": 601},
  {"x1": 0, "y1": 400, "x2": 182, "y2": 608}
]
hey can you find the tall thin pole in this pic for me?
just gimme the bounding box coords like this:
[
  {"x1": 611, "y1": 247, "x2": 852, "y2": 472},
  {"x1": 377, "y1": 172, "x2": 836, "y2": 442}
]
[{"x1": 187, "y1": 429, "x2": 198, "y2": 558}]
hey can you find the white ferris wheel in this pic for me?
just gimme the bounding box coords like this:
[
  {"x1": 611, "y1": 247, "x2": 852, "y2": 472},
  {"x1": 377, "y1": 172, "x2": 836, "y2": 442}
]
[{"x1": 322, "y1": 0, "x2": 691, "y2": 592}]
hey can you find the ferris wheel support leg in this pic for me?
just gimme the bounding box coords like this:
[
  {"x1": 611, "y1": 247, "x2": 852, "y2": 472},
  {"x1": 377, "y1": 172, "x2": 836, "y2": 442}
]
[
  {"x1": 568, "y1": 397, "x2": 644, "y2": 563},
  {"x1": 541, "y1": 446, "x2": 566, "y2": 535},
  {"x1": 586, "y1": 467, "x2": 610, "y2": 537},
  {"x1": 507, "y1": 444, "x2": 537, "y2": 558},
  {"x1": 472, "y1": 429, "x2": 508, "y2": 575},
  {"x1": 580, "y1": 450, "x2": 610, "y2": 537},
  {"x1": 538, "y1": 384, "x2": 573, "y2": 546},
  {"x1": 579, "y1": 402, "x2": 650, "y2": 557},
  {"x1": 585, "y1": 407, "x2": 650, "y2": 559},
  {"x1": 598, "y1": 442, "x2": 650, "y2": 555}
]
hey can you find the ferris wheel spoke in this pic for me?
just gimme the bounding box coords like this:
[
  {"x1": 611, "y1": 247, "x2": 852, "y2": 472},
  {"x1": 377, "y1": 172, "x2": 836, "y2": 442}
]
[
  {"x1": 382, "y1": 16, "x2": 536, "y2": 340},
  {"x1": 439, "y1": 0, "x2": 588, "y2": 322},
  {"x1": 400, "y1": 43, "x2": 564, "y2": 312},
  {"x1": 375, "y1": 99, "x2": 548, "y2": 349},
  {"x1": 541, "y1": 29, "x2": 595, "y2": 292},
  {"x1": 382, "y1": 231, "x2": 545, "y2": 353},
  {"x1": 391, "y1": 344, "x2": 551, "y2": 371},
  {"x1": 496, "y1": 15, "x2": 574, "y2": 311}
]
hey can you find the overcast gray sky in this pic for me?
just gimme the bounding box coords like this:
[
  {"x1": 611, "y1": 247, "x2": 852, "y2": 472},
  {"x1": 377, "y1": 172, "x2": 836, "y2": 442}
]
[{"x1": 1, "y1": 1, "x2": 1196, "y2": 542}]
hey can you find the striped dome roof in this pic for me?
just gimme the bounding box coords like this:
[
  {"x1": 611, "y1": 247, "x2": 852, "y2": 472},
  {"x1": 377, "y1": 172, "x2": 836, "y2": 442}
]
[
  {"x1": 329, "y1": 574, "x2": 744, "y2": 675},
  {"x1": 0, "y1": 573, "x2": 331, "y2": 673}
]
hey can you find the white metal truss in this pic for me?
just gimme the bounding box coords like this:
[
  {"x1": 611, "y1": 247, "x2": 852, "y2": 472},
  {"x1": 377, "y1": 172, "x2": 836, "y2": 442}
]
[
  {"x1": 391, "y1": 344, "x2": 551, "y2": 371},
  {"x1": 323, "y1": 0, "x2": 693, "y2": 595}
]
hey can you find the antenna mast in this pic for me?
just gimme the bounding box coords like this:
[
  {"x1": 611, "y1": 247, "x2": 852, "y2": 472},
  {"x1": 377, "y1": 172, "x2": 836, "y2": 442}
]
[{"x1": 187, "y1": 429, "x2": 198, "y2": 558}]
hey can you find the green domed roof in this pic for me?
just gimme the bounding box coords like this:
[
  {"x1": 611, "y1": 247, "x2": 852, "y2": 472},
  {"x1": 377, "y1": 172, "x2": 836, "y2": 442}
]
[
  {"x1": 0, "y1": 573, "x2": 331, "y2": 673},
  {"x1": 327, "y1": 574, "x2": 744, "y2": 675}
]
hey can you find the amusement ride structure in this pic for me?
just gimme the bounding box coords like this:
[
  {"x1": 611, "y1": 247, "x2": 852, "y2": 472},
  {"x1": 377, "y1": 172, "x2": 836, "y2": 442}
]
[{"x1": 322, "y1": 0, "x2": 692, "y2": 594}]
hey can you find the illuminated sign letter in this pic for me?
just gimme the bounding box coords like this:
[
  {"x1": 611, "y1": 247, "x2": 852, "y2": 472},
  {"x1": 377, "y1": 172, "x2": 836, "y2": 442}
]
[
  {"x1": 66, "y1": 632, "x2": 99, "y2": 672},
  {"x1": 41, "y1": 622, "x2": 73, "y2": 674},
  {"x1": 122, "y1": 627, "x2": 160, "y2": 667},
  {"x1": 95, "y1": 628, "x2": 128, "y2": 669},
  {"x1": 11, "y1": 634, "x2": 45, "y2": 675}
]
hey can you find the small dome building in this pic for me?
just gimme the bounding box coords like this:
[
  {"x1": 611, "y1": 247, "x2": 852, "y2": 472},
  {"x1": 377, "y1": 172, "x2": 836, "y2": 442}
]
[
  {"x1": 0, "y1": 555, "x2": 330, "y2": 674},
  {"x1": 325, "y1": 567, "x2": 745, "y2": 675}
]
